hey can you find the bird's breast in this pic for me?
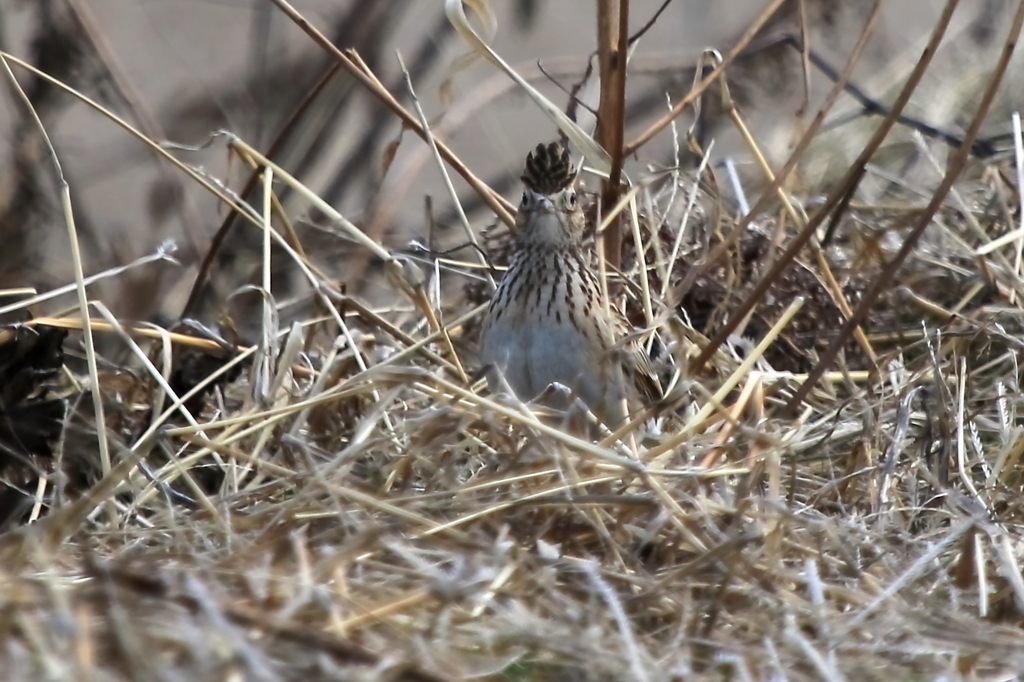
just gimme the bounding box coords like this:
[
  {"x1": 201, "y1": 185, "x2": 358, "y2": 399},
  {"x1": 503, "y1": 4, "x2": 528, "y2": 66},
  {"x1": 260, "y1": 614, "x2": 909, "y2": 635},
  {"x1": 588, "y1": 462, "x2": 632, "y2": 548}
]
[{"x1": 479, "y1": 249, "x2": 624, "y2": 418}]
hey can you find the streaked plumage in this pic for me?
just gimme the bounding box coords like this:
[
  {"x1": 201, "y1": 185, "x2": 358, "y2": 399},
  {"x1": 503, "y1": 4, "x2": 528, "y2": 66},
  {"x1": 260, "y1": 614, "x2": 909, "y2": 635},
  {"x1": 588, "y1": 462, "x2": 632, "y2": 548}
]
[{"x1": 480, "y1": 142, "x2": 661, "y2": 427}]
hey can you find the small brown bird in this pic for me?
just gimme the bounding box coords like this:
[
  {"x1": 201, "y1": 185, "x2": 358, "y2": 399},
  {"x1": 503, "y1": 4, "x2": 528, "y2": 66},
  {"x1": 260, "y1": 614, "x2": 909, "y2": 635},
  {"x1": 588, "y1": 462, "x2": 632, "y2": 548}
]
[{"x1": 479, "y1": 142, "x2": 660, "y2": 427}]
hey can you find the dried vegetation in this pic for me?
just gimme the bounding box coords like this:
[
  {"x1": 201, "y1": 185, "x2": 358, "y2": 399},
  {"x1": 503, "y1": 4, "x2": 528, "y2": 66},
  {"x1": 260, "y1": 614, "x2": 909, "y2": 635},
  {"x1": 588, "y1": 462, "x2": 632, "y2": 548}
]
[{"x1": 2, "y1": 1, "x2": 1024, "y2": 680}]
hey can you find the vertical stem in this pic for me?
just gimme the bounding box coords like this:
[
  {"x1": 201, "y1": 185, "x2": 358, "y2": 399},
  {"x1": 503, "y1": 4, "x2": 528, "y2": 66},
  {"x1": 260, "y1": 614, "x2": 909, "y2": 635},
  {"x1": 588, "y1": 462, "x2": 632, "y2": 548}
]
[{"x1": 596, "y1": 0, "x2": 629, "y2": 272}]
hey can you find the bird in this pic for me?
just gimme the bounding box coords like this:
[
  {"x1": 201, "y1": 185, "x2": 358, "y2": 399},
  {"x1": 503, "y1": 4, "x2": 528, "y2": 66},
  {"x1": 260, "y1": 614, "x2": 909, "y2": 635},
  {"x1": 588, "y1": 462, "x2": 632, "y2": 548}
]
[{"x1": 479, "y1": 142, "x2": 661, "y2": 427}]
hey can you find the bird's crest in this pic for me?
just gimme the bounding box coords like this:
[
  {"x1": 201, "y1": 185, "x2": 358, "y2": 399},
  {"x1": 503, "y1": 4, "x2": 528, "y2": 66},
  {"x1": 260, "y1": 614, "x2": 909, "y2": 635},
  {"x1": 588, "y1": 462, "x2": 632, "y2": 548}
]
[{"x1": 521, "y1": 142, "x2": 575, "y2": 195}]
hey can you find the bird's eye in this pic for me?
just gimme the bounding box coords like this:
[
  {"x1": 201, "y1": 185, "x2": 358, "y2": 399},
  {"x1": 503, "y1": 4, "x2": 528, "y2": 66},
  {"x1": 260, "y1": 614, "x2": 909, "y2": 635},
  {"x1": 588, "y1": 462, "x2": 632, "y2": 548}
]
[
  {"x1": 567, "y1": 190, "x2": 577, "y2": 207},
  {"x1": 521, "y1": 191, "x2": 529, "y2": 205}
]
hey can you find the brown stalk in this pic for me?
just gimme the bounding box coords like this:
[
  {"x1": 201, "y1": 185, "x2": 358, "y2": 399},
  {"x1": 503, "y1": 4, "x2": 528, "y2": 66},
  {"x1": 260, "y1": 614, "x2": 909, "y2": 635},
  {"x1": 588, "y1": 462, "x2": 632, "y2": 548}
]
[
  {"x1": 716, "y1": 64, "x2": 879, "y2": 365},
  {"x1": 784, "y1": 0, "x2": 1024, "y2": 414},
  {"x1": 596, "y1": 0, "x2": 629, "y2": 271},
  {"x1": 268, "y1": 0, "x2": 515, "y2": 229},
  {"x1": 622, "y1": 0, "x2": 788, "y2": 156},
  {"x1": 687, "y1": 0, "x2": 932, "y2": 373},
  {"x1": 181, "y1": 60, "x2": 340, "y2": 319}
]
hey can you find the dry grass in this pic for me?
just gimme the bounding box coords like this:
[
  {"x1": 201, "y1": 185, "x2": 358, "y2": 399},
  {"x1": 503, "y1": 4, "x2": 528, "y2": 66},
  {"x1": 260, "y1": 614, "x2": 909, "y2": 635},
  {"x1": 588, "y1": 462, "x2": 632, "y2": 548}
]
[{"x1": 3, "y1": 1, "x2": 1024, "y2": 681}]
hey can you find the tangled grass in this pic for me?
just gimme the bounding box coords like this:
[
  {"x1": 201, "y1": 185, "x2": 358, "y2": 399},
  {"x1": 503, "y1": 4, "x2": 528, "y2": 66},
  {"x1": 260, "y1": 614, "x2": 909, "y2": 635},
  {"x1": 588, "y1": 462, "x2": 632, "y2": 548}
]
[{"x1": 3, "y1": 1, "x2": 1024, "y2": 681}]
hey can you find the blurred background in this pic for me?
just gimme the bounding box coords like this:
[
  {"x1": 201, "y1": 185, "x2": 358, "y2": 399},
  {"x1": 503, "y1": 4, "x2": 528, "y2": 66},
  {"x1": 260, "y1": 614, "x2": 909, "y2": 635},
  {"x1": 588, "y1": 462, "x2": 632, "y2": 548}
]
[{"x1": 0, "y1": 0, "x2": 1017, "y2": 331}]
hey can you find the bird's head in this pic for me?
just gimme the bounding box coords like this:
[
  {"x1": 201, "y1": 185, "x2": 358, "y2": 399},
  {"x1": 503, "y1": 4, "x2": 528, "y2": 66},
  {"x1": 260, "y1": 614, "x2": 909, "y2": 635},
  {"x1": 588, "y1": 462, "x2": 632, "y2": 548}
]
[{"x1": 516, "y1": 142, "x2": 584, "y2": 246}]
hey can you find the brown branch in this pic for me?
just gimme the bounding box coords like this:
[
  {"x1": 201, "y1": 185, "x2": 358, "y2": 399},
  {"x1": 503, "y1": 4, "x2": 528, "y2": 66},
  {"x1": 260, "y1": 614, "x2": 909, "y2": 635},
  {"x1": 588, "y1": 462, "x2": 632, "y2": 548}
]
[
  {"x1": 622, "y1": 0, "x2": 788, "y2": 156},
  {"x1": 596, "y1": 0, "x2": 630, "y2": 270},
  {"x1": 180, "y1": 60, "x2": 340, "y2": 319},
  {"x1": 682, "y1": 0, "x2": 890, "y2": 373},
  {"x1": 783, "y1": 0, "x2": 1024, "y2": 413},
  {"x1": 268, "y1": 0, "x2": 515, "y2": 229}
]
